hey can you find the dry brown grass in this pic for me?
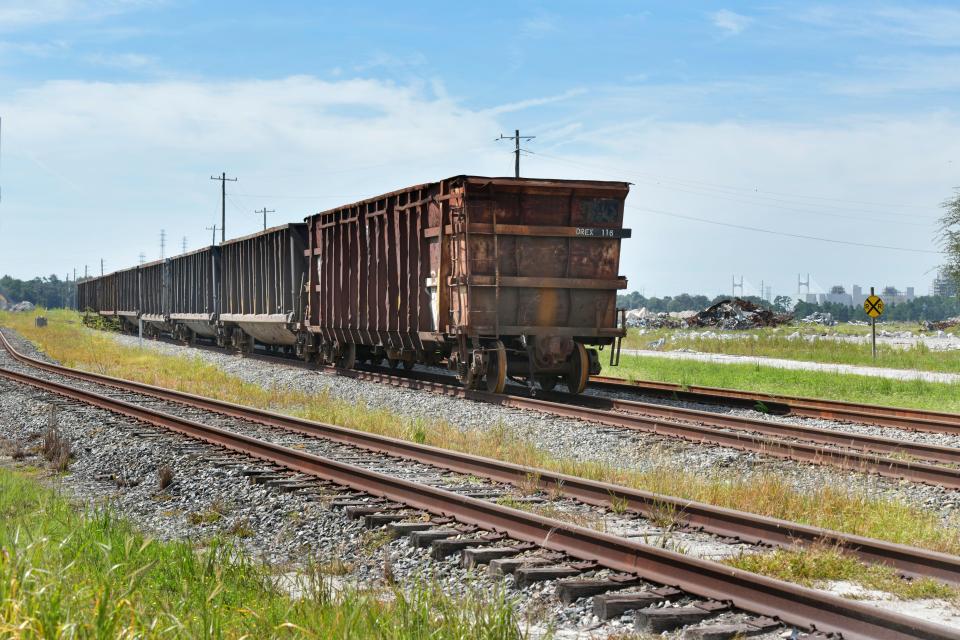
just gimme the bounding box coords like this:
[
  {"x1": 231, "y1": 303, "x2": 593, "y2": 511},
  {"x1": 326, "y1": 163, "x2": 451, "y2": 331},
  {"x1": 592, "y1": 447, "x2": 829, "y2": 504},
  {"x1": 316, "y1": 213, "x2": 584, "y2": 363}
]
[{"x1": 4, "y1": 310, "x2": 960, "y2": 558}]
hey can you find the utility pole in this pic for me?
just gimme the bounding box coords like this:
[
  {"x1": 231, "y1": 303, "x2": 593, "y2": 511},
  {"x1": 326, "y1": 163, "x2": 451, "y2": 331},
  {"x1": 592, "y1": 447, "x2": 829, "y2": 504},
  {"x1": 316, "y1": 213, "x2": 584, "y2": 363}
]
[
  {"x1": 160, "y1": 229, "x2": 166, "y2": 259},
  {"x1": 498, "y1": 129, "x2": 535, "y2": 178},
  {"x1": 139, "y1": 253, "x2": 146, "y2": 265},
  {"x1": 256, "y1": 207, "x2": 275, "y2": 231},
  {"x1": 210, "y1": 172, "x2": 237, "y2": 242},
  {"x1": 100, "y1": 259, "x2": 104, "y2": 276},
  {"x1": 84, "y1": 265, "x2": 88, "y2": 279},
  {"x1": 206, "y1": 224, "x2": 219, "y2": 246},
  {"x1": 181, "y1": 236, "x2": 188, "y2": 254}
]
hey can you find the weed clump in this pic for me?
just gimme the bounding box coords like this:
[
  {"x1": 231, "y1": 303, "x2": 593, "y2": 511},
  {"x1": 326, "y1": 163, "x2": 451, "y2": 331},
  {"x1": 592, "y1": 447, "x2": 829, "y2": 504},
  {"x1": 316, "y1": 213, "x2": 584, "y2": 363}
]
[
  {"x1": 42, "y1": 426, "x2": 72, "y2": 471},
  {"x1": 157, "y1": 464, "x2": 174, "y2": 490}
]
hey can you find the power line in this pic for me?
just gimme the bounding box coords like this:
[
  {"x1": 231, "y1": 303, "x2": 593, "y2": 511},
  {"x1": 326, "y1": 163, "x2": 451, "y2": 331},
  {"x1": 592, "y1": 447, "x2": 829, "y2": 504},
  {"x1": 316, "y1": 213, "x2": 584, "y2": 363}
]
[
  {"x1": 629, "y1": 204, "x2": 941, "y2": 255},
  {"x1": 525, "y1": 148, "x2": 937, "y2": 220},
  {"x1": 210, "y1": 172, "x2": 237, "y2": 243},
  {"x1": 234, "y1": 192, "x2": 366, "y2": 200}
]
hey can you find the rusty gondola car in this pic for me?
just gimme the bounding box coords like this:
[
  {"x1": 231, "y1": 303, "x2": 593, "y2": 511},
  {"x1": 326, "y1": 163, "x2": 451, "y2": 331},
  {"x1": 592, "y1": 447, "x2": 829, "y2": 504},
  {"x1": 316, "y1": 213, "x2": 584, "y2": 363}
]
[
  {"x1": 91, "y1": 271, "x2": 118, "y2": 318},
  {"x1": 217, "y1": 223, "x2": 308, "y2": 352},
  {"x1": 115, "y1": 266, "x2": 140, "y2": 331},
  {"x1": 302, "y1": 176, "x2": 630, "y2": 393},
  {"x1": 168, "y1": 246, "x2": 219, "y2": 342}
]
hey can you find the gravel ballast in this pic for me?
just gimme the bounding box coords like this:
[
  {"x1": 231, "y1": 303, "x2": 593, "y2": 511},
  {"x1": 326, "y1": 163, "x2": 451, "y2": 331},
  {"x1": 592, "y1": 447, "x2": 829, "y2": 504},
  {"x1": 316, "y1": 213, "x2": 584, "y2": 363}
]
[
  {"x1": 3, "y1": 326, "x2": 960, "y2": 635},
  {"x1": 98, "y1": 332, "x2": 960, "y2": 522},
  {"x1": 0, "y1": 329, "x2": 785, "y2": 639}
]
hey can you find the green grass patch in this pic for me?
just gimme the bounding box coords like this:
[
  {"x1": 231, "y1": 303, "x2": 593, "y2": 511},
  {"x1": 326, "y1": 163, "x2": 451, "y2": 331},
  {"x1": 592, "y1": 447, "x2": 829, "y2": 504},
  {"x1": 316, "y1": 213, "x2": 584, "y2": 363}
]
[
  {"x1": 614, "y1": 352, "x2": 960, "y2": 412},
  {"x1": 0, "y1": 466, "x2": 524, "y2": 639},
  {"x1": 623, "y1": 324, "x2": 960, "y2": 374},
  {"x1": 726, "y1": 546, "x2": 959, "y2": 601},
  {"x1": 4, "y1": 310, "x2": 960, "y2": 563}
]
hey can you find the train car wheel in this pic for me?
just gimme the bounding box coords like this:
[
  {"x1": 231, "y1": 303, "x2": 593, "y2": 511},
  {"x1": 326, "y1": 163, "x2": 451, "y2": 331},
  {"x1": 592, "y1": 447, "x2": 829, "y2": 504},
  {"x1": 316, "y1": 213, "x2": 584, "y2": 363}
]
[
  {"x1": 564, "y1": 343, "x2": 589, "y2": 395},
  {"x1": 402, "y1": 358, "x2": 415, "y2": 371},
  {"x1": 485, "y1": 341, "x2": 507, "y2": 393},
  {"x1": 337, "y1": 342, "x2": 356, "y2": 369}
]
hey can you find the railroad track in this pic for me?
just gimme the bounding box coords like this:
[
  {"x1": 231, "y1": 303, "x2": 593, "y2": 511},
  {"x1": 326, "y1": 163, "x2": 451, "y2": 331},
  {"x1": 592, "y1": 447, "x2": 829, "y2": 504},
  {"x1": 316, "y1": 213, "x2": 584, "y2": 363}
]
[
  {"x1": 590, "y1": 374, "x2": 960, "y2": 434},
  {"x1": 305, "y1": 362, "x2": 960, "y2": 490},
  {"x1": 119, "y1": 333, "x2": 960, "y2": 490},
  {"x1": 2, "y1": 332, "x2": 960, "y2": 638}
]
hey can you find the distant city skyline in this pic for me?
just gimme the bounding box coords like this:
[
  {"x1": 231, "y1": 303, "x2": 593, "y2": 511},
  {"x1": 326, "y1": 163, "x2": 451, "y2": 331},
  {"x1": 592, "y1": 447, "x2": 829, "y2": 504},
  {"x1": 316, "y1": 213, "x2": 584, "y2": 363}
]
[{"x1": 0, "y1": 1, "x2": 958, "y2": 294}]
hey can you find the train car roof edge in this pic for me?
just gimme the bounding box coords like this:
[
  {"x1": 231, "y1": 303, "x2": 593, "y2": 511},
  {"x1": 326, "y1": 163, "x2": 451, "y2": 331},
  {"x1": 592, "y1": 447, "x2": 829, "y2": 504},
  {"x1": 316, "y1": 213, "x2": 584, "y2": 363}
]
[{"x1": 305, "y1": 175, "x2": 631, "y2": 221}]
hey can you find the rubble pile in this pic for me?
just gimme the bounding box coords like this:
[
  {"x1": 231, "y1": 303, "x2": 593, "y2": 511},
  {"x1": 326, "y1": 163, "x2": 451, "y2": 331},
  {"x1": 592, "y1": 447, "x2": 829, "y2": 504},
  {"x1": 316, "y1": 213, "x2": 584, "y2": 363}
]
[
  {"x1": 686, "y1": 298, "x2": 792, "y2": 330},
  {"x1": 800, "y1": 311, "x2": 836, "y2": 326},
  {"x1": 9, "y1": 301, "x2": 35, "y2": 312},
  {"x1": 625, "y1": 308, "x2": 695, "y2": 329},
  {"x1": 923, "y1": 317, "x2": 960, "y2": 331},
  {"x1": 625, "y1": 298, "x2": 792, "y2": 330}
]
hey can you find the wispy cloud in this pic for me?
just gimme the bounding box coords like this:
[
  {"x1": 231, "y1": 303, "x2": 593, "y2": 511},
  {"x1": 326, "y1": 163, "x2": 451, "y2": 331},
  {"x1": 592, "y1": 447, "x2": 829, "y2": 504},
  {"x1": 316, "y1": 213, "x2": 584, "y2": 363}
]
[
  {"x1": 793, "y1": 5, "x2": 960, "y2": 46},
  {"x1": 0, "y1": 0, "x2": 163, "y2": 31},
  {"x1": 521, "y1": 13, "x2": 559, "y2": 37},
  {"x1": 831, "y1": 54, "x2": 960, "y2": 95},
  {"x1": 352, "y1": 51, "x2": 427, "y2": 73},
  {"x1": 486, "y1": 88, "x2": 586, "y2": 115},
  {"x1": 0, "y1": 38, "x2": 67, "y2": 58},
  {"x1": 711, "y1": 9, "x2": 753, "y2": 36},
  {"x1": 84, "y1": 51, "x2": 157, "y2": 70}
]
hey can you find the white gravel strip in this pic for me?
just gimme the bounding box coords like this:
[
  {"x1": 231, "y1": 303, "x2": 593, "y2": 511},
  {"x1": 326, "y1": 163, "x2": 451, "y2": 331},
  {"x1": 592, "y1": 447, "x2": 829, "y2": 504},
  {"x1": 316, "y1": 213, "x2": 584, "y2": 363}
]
[{"x1": 622, "y1": 349, "x2": 960, "y2": 384}]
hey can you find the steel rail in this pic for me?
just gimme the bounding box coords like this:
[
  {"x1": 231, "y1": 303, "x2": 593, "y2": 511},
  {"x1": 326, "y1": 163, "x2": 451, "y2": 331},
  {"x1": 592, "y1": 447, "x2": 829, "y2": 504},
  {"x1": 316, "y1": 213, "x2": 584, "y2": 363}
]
[
  {"x1": 303, "y1": 363, "x2": 960, "y2": 490},
  {"x1": 582, "y1": 395, "x2": 960, "y2": 467},
  {"x1": 2, "y1": 331, "x2": 959, "y2": 585},
  {"x1": 212, "y1": 344, "x2": 960, "y2": 466},
  {"x1": 0, "y1": 364, "x2": 956, "y2": 639},
  {"x1": 590, "y1": 374, "x2": 960, "y2": 435}
]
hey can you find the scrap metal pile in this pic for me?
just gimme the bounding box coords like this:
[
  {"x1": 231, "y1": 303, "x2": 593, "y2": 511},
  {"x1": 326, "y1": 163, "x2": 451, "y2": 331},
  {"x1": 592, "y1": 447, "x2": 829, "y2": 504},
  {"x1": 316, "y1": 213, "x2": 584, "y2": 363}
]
[
  {"x1": 627, "y1": 298, "x2": 792, "y2": 330},
  {"x1": 686, "y1": 298, "x2": 793, "y2": 329},
  {"x1": 922, "y1": 317, "x2": 960, "y2": 331}
]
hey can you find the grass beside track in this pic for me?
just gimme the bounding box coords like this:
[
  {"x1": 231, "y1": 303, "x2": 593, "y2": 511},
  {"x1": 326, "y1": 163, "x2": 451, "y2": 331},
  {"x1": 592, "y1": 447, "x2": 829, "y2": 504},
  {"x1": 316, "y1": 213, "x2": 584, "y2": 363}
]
[
  {"x1": 0, "y1": 467, "x2": 522, "y2": 639},
  {"x1": 614, "y1": 352, "x2": 960, "y2": 413},
  {"x1": 622, "y1": 324, "x2": 960, "y2": 374},
  {"x1": 725, "y1": 546, "x2": 958, "y2": 601},
  {"x1": 3, "y1": 310, "x2": 960, "y2": 589}
]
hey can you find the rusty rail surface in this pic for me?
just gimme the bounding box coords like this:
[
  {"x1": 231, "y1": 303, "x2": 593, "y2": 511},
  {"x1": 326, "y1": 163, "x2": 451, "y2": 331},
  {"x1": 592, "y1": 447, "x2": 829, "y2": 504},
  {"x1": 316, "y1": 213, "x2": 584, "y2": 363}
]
[
  {"x1": 300, "y1": 361, "x2": 960, "y2": 490},
  {"x1": 0, "y1": 363, "x2": 957, "y2": 639},
  {"x1": 2, "y1": 331, "x2": 960, "y2": 587},
  {"x1": 590, "y1": 374, "x2": 960, "y2": 435}
]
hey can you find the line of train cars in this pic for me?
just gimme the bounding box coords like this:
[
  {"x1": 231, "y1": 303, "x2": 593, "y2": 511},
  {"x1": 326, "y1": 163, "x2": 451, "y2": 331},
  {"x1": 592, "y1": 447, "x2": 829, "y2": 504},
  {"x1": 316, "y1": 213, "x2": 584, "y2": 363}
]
[{"x1": 77, "y1": 175, "x2": 631, "y2": 394}]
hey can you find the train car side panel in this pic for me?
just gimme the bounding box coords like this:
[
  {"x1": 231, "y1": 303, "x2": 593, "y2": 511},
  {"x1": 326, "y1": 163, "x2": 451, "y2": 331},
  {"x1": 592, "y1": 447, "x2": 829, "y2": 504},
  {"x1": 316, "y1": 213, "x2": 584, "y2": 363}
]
[{"x1": 219, "y1": 223, "x2": 307, "y2": 347}]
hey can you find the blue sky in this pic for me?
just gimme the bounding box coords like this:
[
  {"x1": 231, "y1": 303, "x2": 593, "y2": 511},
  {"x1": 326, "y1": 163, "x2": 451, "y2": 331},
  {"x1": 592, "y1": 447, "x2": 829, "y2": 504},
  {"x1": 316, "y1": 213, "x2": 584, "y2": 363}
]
[{"x1": 0, "y1": 1, "x2": 958, "y2": 298}]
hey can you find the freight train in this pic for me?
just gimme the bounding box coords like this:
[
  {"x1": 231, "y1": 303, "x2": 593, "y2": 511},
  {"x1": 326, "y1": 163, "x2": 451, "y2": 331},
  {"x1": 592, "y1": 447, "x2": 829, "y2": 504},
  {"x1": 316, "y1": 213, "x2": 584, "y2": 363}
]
[{"x1": 77, "y1": 176, "x2": 631, "y2": 394}]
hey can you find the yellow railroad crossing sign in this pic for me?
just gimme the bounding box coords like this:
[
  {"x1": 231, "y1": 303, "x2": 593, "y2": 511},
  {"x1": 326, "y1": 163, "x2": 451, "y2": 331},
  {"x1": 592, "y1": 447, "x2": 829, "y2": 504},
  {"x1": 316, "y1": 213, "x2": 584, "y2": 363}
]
[{"x1": 863, "y1": 295, "x2": 884, "y2": 318}]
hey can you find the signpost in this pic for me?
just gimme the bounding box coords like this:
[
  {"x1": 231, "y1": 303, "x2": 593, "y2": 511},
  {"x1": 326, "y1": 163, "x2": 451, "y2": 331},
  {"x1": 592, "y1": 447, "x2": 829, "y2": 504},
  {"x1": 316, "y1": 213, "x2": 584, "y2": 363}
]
[{"x1": 863, "y1": 287, "x2": 884, "y2": 360}]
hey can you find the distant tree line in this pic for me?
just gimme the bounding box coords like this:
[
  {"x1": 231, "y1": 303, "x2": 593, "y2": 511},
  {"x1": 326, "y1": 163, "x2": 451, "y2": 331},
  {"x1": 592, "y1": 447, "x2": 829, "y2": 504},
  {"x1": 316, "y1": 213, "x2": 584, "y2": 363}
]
[
  {"x1": 792, "y1": 296, "x2": 960, "y2": 323},
  {"x1": 0, "y1": 274, "x2": 76, "y2": 308},
  {"x1": 617, "y1": 291, "x2": 960, "y2": 322}
]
